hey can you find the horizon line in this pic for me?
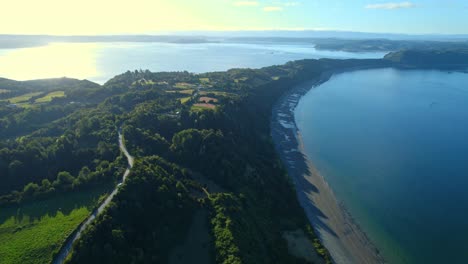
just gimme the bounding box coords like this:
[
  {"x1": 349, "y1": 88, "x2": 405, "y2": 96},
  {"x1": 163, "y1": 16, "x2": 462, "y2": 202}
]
[{"x1": 1, "y1": 29, "x2": 468, "y2": 37}]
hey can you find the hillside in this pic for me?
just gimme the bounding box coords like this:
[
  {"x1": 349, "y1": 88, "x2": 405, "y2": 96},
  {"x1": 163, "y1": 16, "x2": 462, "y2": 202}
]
[
  {"x1": 0, "y1": 57, "x2": 396, "y2": 264},
  {"x1": 384, "y1": 49, "x2": 468, "y2": 68},
  {"x1": 2, "y1": 51, "x2": 465, "y2": 263}
]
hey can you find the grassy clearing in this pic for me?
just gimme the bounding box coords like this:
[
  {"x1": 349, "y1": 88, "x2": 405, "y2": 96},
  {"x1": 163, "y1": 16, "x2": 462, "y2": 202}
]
[
  {"x1": 0, "y1": 89, "x2": 10, "y2": 94},
  {"x1": 180, "y1": 97, "x2": 191, "y2": 104},
  {"x1": 199, "y1": 78, "x2": 210, "y2": 84},
  {"x1": 177, "y1": 89, "x2": 194, "y2": 95},
  {"x1": 15, "y1": 103, "x2": 35, "y2": 109},
  {"x1": 0, "y1": 187, "x2": 109, "y2": 264},
  {"x1": 132, "y1": 79, "x2": 155, "y2": 86},
  {"x1": 174, "y1": 82, "x2": 195, "y2": 89},
  {"x1": 166, "y1": 89, "x2": 194, "y2": 95},
  {"x1": 191, "y1": 104, "x2": 216, "y2": 112},
  {"x1": 4, "y1": 92, "x2": 43, "y2": 104},
  {"x1": 198, "y1": 97, "x2": 218, "y2": 103},
  {"x1": 35, "y1": 91, "x2": 65, "y2": 103},
  {"x1": 199, "y1": 91, "x2": 232, "y2": 97},
  {"x1": 234, "y1": 77, "x2": 248, "y2": 83}
]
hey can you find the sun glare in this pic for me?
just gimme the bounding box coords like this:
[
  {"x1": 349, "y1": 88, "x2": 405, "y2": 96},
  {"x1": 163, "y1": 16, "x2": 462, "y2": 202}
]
[{"x1": 0, "y1": 43, "x2": 99, "y2": 80}]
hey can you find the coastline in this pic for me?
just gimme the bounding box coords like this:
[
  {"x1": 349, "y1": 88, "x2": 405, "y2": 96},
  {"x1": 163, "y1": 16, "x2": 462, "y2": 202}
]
[{"x1": 271, "y1": 73, "x2": 385, "y2": 264}]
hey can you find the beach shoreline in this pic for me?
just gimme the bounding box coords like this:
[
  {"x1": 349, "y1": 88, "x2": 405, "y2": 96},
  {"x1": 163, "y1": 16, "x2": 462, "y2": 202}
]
[{"x1": 271, "y1": 72, "x2": 385, "y2": 264}]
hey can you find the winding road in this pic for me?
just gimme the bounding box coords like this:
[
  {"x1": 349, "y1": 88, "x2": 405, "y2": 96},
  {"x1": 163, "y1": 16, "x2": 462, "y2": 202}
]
[{"x1": 52, "y1": 130, "x2": 134, "y2": 264}]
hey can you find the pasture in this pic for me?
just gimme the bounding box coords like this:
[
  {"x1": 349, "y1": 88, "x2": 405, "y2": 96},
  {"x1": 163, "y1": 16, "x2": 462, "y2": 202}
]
[
  {"x1": 4, "y1": 92, "x2": 43, "y2": 104},
  {"x1": 180, "y1": 97, "x2": 191, "y2": 104},
  {"x1": 35, "y1": 91, "x2": 65, "y2": 103},
  {"x1": 0, "y1": 187, "x2": 109, "y2": 264},
  {"x1": 191, "y1": 103, "x2": 216, "y2": 111}
]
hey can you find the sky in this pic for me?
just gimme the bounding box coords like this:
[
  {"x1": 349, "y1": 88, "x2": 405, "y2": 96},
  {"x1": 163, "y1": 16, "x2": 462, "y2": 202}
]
[{"x1": 0, "y1": 0, "x2": 467, "y2": 35}]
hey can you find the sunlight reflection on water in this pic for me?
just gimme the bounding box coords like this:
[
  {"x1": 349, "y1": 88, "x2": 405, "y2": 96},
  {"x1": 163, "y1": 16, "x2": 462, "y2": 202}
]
[
  {"x1": 0, "y1": 42, "x2": 386, "y2": 83},
  {"x1": 0, "y1": 43, "x2": 99, "y2": 80}
]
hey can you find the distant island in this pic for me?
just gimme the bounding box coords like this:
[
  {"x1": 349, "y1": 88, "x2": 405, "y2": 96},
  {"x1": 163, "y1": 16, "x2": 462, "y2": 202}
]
[
  {"x1": 0, "y1": 35, "x2": 217, "y2": 49},
  {"x1": 385, "y1": 49, "x2": 468, "y2": 68},
  {"x1": 2, "y1": 34, "x2": 468, "y2": 53}
]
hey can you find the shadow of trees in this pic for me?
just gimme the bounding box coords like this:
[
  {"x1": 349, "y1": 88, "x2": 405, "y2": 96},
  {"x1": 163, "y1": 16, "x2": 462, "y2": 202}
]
[{"x1": 271, "y1": 83, "x2": 339, "y2": 241}]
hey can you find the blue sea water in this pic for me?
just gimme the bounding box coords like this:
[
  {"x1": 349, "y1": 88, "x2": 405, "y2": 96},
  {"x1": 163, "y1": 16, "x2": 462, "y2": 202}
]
[
  {"x1": 295, "y1": 68, "x2": 468, "y2": 264},
  {"x1": 0, "y1": 42, "x2": 385, "y2": 83}
]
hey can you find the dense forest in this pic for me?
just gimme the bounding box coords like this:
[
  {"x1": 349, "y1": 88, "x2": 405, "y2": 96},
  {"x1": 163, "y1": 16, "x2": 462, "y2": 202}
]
[
  {"x1": 384, "y1": 49, "x2": 468, "y2": 68},
  {"x1": 61, "y1": 61, "x2": 346, "y2": 264},
  {"x1": 1, "y1": 50, "x2": 466, "y2": 264}
]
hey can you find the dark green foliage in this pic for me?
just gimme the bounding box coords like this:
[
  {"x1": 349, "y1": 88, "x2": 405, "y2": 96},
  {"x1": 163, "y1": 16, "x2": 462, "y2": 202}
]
[
  {"x1": 66, "y1": 156, "x2": 196, "y2": 264},
  {"x1": 0, "y1": 59, "x2": 386, "y2": 264},
  {"x1": 60, "y1": 60, "x2": 339, "y2": 264},
  {"x1": 385, "y1": 49, "x2": 468, "y2": 68}
]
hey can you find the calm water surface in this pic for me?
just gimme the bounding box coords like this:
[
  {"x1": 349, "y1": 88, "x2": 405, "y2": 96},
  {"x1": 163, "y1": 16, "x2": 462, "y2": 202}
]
[
  {"x1": 0, "y1": 42, "x2": 385, "y2": 83},
  {"x1": 295, "y1": 68, "x2": 468, "y2": 264}
]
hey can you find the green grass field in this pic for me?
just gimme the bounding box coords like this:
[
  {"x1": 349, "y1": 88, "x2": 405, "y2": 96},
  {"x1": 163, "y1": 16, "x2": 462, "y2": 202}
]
[
  {"x1": 166, "y1": 89, "x2": 194, "y2": 95},
  {"x1": 174, "y1": 82, "x2": 195, "y2": 89},
  {"x1": 35, "y1": 91, "x2": 65, "y2": 103},
  {"x1": 234, "y1": 77, "x2": 248, "y2": 83},
  {"x1": 191, "y1": 104, "x2": 216, "y2": 112},
  {"x1": 199, "y1": 91, "x2": 233, "y2": 97},
  {"x1": 180, "y1": 97, "x2": 191, "y2": 104},
  {"x1": 199, "y1": 78, "x2": 210, "y2": 84},
  {"x1": 179, "y1": 89, "x2": 194, "y2": 95},
  {"x1": 0, "y1": 187, "x2": 109, "y2": 264},
  {"x1": 4, "y1": 92, "x2": 43, "y2": 104}
]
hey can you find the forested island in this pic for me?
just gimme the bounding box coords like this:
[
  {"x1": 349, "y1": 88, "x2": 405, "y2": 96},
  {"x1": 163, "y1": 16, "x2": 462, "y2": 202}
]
[
  {"x1": 385, "y1": 49, "x2": 468, "y2": 68},
  {"x1": 2, "y1": 34, "x2": 468, "y2": 53},
  {"x1": 0, "y1": 49, "x2": 467, "y2": 264},
  {"x1": 225, "y1": 37, "x2": 468, "y2": 52}
]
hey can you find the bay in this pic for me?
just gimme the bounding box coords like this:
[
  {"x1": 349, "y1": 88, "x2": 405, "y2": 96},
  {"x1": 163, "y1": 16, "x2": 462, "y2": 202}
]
[
  {"x1": 295, "y1": 68, "x2": 468, "y2": 263},
  {"x1": 0, "y1": 42, "x2": 385, "y2": 83}
]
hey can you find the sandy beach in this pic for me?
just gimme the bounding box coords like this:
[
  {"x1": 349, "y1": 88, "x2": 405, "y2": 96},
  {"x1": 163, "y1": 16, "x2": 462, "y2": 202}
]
[{"x1": 271, "y1": 76, "x2": 385, "y2": 264}]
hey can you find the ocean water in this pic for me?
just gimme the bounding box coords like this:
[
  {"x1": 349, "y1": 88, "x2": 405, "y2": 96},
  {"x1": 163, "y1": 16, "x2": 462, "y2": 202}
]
[
  {"x1": 0, "y1": 42, "x2": 385, "y2": 83},
  {"x1": 295, "y1": 68, "x2": 468, "y2": 264}
]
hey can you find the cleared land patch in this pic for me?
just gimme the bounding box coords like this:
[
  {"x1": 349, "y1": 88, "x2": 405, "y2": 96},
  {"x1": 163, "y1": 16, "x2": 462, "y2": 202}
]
[
  {"x1": 4, "y1": 92, "x2": 43, "y2": 104},
  {"x1": 174, "y1": 82, "x2": 196, "y2": 89},
  {"x1": 132, "y1": 79, "x2": 155, "y2": 86},
  {"x1": 0, "y1": 187, "x2": 109, "y2": 264},
  {"x1": 198, "y1": 97, "x2": 218, "y2": 103},
  {"x1": 35, "y1": 91, "x2": 65, "y2": 103},
  {"x1": 199, "y1": 91, "x2": 233, "y2": 97},
  {"x1": 180, "y1": 97, "x2": 191, "y2": 104},
  {"x1": 192, "y1": 104, "x2": 216, "y2": 111},
  {"x1": 199, "y1": 78, "x2": 210, "y2": 84},
  {"x1": 234, "y1": 77, "x2": 248, "y2": 83},
  {"x1": 166, "y1": 89, "x2": 194, "y2": 95},
  {"x1": 0, "y1": 89, "x2": 10, "y2": 94}
]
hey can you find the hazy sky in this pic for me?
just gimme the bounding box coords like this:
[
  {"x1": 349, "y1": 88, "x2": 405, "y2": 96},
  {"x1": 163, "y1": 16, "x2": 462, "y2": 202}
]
[{"x1": 1, "y1": 0, "x2": 467, "y2": 35}]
